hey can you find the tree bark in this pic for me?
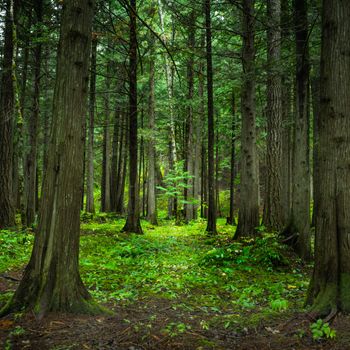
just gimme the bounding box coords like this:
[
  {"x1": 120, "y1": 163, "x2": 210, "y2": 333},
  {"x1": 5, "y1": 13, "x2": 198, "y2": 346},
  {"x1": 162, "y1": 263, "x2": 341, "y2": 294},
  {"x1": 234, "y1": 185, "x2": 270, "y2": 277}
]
[
  {"x1": 235, "y1": 0, "x2": 259, "y2": 238},
  {"x1": 23, "y1": 0, "x2": 43, "y2": 226},
  {"x1": 0, "y1": 0, "x2": 16, "y2": 229},
  {"x1": 205, "y1": 0, "x2": 216, "y2": 234},
  {"x1": 146, "y1": 37, "x2": 158, "y2": 225},
  {"x1": 122, "y1": 0, "x2": 142, "y2": 234},
  {"x1": 157, "y1": 0, "x2": 177, "y2": 219},
  {"x1": 101, "y1": 58, "x2": 112, "y2": 212},
  {"x1": 283, "y1": 0, "x2": 311, "y2": 261},
  {"x1": 227, "y1": 92, "x2": 236, "y2": 226},
  {"x1": 86, "y1": 35, "x2": 97, "y2": 213},
  {"x1": 263, "y1": 0, "x2": 283, "y2": 232},
  {"x1": 306, "y1": 0, "x2": 350, "y2": 315},
  {"x1": 280, "y1": 0, "x2": 292, "y2": 229},
  {"x1": 0, "y1": 0, "x2": 103, "y2": 317},
  {"x1": 184, "y1": 10, "x2": 196, "y2": 223}
]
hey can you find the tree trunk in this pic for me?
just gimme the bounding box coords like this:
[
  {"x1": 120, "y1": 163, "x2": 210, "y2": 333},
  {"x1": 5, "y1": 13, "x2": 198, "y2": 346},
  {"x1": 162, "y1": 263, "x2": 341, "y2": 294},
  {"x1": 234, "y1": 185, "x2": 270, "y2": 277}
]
[
  {"x1": 306, "y1": 0, "x2": 350, "y2": 316},
  {"x1": 122, "y1": 0, "x2": 142, "y2": 234},
  {"x1": 205, "y1": 0, "x2": 216, "y2": 234},
  {"x1": 86, "y1": 36, "x2": 97, "y2": 213},
  {"x1": 101, "y1": 58, "x2": 112, "y2": 212},
  {"x1": 157, "y1": 0, "x2": 177, "y2": 219},
  {"x1": 0, "y1": 0, "x2": 103, "y2": 317},
  {"x1": 23, "y1": 0, "x2": 43, "y2": 227},
  {"x1": 235, "y1": 0, "x2": 259, "y2": 238},
  {"x1": 146, "y1": 37, "x2": 158, "y2": 225},
  {"x1": 184, "y1": 10, "x2": 196, "y2": 223},
  {"x1": 263, "y1": 0, "x2": 283, "y2": 232},
  {"x1": 227, "y1": 92, "x2": 236, "y2": 225},
  {"x1": 280, "y1": 0, "x2": 292, "y2": 228},
  {"x1": 283, "y1": 0, "x2": 311, "y2": 261},
  {"x1": 311, "y1": 73, "x2": 320, "y2": 227},
  {"x1": 0, "y1": 0, "x2": 16, "y2": 229}
]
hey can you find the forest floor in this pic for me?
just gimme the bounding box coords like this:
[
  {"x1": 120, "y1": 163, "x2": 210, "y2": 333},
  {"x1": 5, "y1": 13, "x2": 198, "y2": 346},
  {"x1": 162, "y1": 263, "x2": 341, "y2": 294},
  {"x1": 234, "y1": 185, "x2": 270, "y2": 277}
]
[{"x1": 1, "y1": 216, "x2": 350, "y2": 349}]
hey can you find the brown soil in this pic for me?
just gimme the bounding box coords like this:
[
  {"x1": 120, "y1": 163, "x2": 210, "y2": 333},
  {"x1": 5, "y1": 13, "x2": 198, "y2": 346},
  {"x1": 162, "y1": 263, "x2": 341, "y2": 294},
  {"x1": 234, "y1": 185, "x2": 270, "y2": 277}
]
[{"x1": 1, "y1": 275, "x2": 350, "y2": 350}]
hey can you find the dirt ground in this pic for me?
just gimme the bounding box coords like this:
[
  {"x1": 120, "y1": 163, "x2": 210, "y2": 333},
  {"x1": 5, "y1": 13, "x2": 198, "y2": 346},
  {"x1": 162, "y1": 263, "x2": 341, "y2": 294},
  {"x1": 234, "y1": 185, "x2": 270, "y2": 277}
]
[
  {"x1": 1, "y1": 259, "x2": 350, "y2": 350},
  {"x1": 1, "y1": 274, "x2": 350, "y2": 350}
]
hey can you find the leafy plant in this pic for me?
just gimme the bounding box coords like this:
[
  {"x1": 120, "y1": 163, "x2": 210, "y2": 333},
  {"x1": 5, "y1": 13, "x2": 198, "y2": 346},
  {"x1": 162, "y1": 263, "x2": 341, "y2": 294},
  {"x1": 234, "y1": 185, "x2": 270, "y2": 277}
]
[
  {"x1": 270, "y1": 298, "x2": 288, "y2": 311},
  {"x1": 310, "y1": 319, "x2": 336, "y2": 340}
]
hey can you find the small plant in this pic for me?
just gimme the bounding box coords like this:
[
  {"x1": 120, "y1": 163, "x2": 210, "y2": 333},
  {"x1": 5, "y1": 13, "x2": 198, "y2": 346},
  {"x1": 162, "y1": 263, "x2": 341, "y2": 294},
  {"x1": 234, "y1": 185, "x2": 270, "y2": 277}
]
[
  {"x1": 162, "y1": 322, "x2": 191, "y2": 337},
  {"x1": 270, "y1": 298, "x2": 288, "y2": 311},
  {"x1": 310, "y1": 319, "x2": 336, "y2": 340}
]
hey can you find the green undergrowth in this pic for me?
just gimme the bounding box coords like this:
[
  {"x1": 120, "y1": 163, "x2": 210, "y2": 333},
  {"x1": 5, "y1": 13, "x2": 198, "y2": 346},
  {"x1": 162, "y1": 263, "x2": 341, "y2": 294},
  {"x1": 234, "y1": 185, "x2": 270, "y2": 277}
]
[{"x1": 0, "y1": 216, "x2": 309, "y2": 328}]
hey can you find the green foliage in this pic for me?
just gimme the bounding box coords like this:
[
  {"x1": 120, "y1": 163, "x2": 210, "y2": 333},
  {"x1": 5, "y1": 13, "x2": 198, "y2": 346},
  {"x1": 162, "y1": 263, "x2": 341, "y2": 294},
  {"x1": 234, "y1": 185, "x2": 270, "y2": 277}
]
[
  {"x1": 202, "y1": 234, "x2": 290, "y2": 269},
  {"x1": 270, "y1": 298, "x2": 288, "y2": 312},
  {"x1": 0, "y1": 229, "x2": 34, "y2": 273},
  {"x1": 0, "y1": 218, "x2": 308, "y2": 333},
  {"x1": 310, "y1": 319, "x2": 336, "y2": 341}
]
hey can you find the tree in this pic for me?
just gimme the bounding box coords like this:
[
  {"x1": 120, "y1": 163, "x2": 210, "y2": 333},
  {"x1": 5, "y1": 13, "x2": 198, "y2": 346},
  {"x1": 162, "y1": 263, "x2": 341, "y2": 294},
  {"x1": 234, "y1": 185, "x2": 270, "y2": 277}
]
[
  {"x1": 263, "y1": 0, "x2": 283, "y2": 232},
  {"x1": 86, "y1": 35, "x2": 97, "y2": 214},
  {"x1": 184, "y1": 9, "x2": 196, "y2": 223},
  {"x1": 122, "y1": 0, "x2": 143, "y2": 234},
  {"x1": 0, "y1": 0, "x2": 16, "y2": 229},
  {"x1": 235, "y1": 0, "x2": 259, "y2": 238},
  {"x1": 306, "y1": 0, "x2": 350, "y2": 316},
  {"x1": 283, "y1": 0, "x2": 311, "y2": 261},
  {"x1": 146, "y1": 36, "x2": 158, "y2": 226},
  {"x1": 0, "y1": 0, "x2": 102, "y2": 317},
  {"x1": 205, "y1": 0, "x2": 217, "y2": 235},
  {"x1": 23, "y1": 0, "x2": 43, "y2": 227},
  {"x1": 227, "y1": 91, "x2": 236, "y2": 226}
]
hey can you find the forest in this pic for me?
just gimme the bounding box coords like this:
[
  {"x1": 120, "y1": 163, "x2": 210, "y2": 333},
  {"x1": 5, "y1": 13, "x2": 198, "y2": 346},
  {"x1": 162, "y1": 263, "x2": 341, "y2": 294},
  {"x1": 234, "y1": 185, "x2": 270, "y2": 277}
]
[{"x1": 0, "y1": 0, "x2": 349, "y2": 349}]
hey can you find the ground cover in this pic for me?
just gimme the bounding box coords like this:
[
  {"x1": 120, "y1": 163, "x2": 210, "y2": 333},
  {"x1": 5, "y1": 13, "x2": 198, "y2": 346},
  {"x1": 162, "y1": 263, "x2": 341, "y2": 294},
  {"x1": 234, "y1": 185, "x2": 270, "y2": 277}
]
[{"x1": 0, "y1": 217, "x2": 348, "y2": 349}]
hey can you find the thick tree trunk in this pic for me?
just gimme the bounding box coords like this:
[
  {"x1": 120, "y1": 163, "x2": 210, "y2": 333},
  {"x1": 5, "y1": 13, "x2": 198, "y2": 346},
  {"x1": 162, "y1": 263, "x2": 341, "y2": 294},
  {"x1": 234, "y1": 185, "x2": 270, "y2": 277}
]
[
  {"x1": 146, "y1": 38, "x2": 158, "y2": 225},
  {"x1": 86, "y1": 36, "x2": 97, "y2": 213},
  {"x1": 23, "y1": 0, "x2": 43, "y2": 227},
  {"x1": 227, "y1": 92, "x2": 236, "y2": 226},
  {"x1": 263, "y1": 0, "x2": 283, "y2": 231},
  {"x1": 283, "y1": 0, "x2": 311, "y2": 261},
  {"x1": 0, "y1": 0, "x2": 16, "y2": 229},
  {"x1": 0, "y1": 0, "x2": 103, "y2": 317},
  {"x1": 306, "y1": 0, "x2": 350, "y2": 315},
  {"x1": 122, "y1": 0, "x2": 142, "y2": 234},
  {"x1": 101, "y1": 58, "x2": 112, "y2": 212},
  {"x1": 205, "y1": 0, "x2": 216, "y2": 234},
  {"x1": 280, "y1": 0, "x2": 292, "y2": 228},
  {"x1": 235, "y1": 0, "x2": 259, "y2": 238}
]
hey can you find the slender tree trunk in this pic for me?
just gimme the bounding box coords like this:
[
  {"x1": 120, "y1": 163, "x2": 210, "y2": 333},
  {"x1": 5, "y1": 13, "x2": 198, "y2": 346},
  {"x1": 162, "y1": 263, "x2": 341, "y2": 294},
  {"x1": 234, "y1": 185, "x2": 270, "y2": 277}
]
[
  {"x1": 310, "y1": 74, "x2": 320, "y2": 227},
  {"x1": 263, "y1": 0, "x2": 283, "y2": 231},
  {"x1": 283, "y1": 0, "x2": 311, "y2": 261},
  {"x1": 0, "y1": 0, "x2": 103, "y2": 317},
  {"x1": 146, "y1": 37, "x2": 158, "y2": 225},
  {"x1": 306, "y1": 0, "x2": 350, "y2": 316},
  {"x1": 158, "y1": 0, "x2": 177, "y2": 219},
  {"x1": 235, "y1": 0, "x2": 259, "y2": 238},
  {"x1": 205, "y1": 0, "x2": 216, "y2": 234},
  {"x1": 227, "y1": 92, "x2": 236, "y2": 225},
  {"x1": 184, "y1": 10, "x2": 196, "y2": 223},
  {"x1": 23, "y1": 0, "x2": 43, "y2": 226},
  {"x1": 86, "y1": 36, "x2": 97, "y2": 213},
  {"x1": 123, "y1": 0, "x2": 142, "y2": 234},
  {"x1": 101, "y1": 59, "x2": 112, "y2": 212},
  {"x1": 0, "y1": 0, "x2": 16, "y2": 229}
]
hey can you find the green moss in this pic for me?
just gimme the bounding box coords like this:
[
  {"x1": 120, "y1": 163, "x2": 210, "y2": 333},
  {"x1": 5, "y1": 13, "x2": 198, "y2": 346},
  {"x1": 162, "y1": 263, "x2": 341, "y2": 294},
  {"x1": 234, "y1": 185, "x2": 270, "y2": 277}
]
[
  {"x1": 309, "y1": 283, "x2": 337, "y2": 316},
  {"x1": 340, "y1": 273, "x2": 350, "y2": 313}
]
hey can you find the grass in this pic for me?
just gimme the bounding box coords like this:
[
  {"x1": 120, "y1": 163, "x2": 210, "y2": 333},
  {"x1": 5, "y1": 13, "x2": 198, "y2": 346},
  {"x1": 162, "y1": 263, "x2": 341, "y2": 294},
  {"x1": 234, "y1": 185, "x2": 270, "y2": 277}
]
[{"x1": 0, "y1": 216, "x2": 309, "y2": 329}]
